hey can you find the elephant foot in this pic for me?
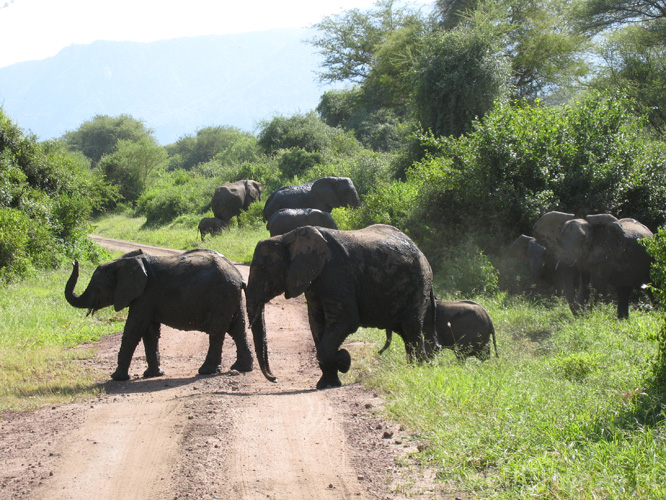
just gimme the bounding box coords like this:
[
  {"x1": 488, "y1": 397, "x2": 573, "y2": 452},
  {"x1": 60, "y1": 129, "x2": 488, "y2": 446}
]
[
  {"x1": 198, "y1": 363, "x2": 222, "y2": 375},
  {"x1": 143, "y1": 366, "x2": 165, "y2": 378},
  {"x1": 111, "y1": 368, "x2": 130, "y2": 381},
  {"x1": 316, "y1": 374, "x2": 342, "y2": 390},
  {"x1": 230, "y1": 358, "x2": 254, "y2": 372},
  {"x1": 337, "y1": 349, "x2": 351, "y2": 373}
]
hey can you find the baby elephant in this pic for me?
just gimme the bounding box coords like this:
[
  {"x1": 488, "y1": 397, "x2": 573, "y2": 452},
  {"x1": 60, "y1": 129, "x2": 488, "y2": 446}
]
[
  {"x1": 198, "y1": 217, "x2": 226, "y2": 241},
  {"x1": 64, "y1": 249, "x2": 254, "y2": 380},
  {"x1": 266, "y1": 208, "x2": 338, "y2": 237},
  {"x1": 381, "y1": 300, "x2": 498, "y2": 361}
]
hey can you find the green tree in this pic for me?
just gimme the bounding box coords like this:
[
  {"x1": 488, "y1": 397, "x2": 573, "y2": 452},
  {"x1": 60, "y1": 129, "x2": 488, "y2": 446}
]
[
  {"x1": 99, "y1": 138, "x2": 167, "y2": 203},
  {"x1": 62, "y1": 114, "x2": 154, "y2": 166},
  {"x1": 166, "y1": 126, "x2": 259, "y2": 170},
  {"x1": 257, "y1": 112, "x2": 344, "y2": 155},
  {"x1": 415, "y1": 16, "x2": 511, "y2": 137},
  {"x1": 0, "y1": 109, "x2": 112, "y2": 280}
]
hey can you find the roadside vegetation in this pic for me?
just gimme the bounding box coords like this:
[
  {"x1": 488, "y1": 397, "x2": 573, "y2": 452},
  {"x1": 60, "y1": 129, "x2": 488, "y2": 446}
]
[{"x1": 3, "y1": 0, "x2": 666, "y2": 496}]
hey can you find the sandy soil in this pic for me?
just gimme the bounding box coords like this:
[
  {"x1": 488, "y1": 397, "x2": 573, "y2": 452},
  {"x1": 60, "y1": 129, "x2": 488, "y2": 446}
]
[{"x1": 0, "y1": 236, "x2": 458, "y2": 500}]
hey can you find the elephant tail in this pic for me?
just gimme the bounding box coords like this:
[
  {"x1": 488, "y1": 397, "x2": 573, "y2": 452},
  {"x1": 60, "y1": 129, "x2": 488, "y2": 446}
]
[
  {"x1": 378, "y1": 329, "x2": 392, "y2": 354},
  {"x1": 490, "y1": 324, "x2": 499, "y2": 358}
]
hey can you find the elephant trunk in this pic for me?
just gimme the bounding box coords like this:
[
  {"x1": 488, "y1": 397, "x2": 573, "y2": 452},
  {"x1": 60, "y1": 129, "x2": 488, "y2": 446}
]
[
  {"x1": 64, "y1": 261, "x2": 90, "y2": 309},
  {"x1": 247, "y1": 300, "x2": 277, "y2": 383}
]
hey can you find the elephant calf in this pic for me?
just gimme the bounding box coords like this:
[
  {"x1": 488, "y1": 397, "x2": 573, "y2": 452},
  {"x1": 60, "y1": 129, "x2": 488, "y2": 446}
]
[
  {"x1": 381, "y1": 300, "x2": 498, "y2": 361},
  {"x1": 198, "y1": 217, "x2": 226, "y2": 241},
  {"x1": 65, "y1": 249, "x2": 254, "y2": 381}
]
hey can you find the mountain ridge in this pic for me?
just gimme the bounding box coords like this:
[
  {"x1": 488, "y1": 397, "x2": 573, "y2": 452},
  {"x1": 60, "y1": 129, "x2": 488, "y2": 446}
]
[{"x1": 0, "y1": 28, "x2": 337, "y2": 144}]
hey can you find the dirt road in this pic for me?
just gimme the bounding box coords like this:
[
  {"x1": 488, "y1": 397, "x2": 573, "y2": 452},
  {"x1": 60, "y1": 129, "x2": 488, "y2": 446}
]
[{"x1": 0, "y1": 237, "x2": 445, "y2": 499}]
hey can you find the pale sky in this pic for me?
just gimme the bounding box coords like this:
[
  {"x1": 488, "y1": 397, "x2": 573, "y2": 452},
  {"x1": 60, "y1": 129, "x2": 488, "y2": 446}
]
[{"x1": 0, "y1": 0, "x2": 429, "y2": 68}]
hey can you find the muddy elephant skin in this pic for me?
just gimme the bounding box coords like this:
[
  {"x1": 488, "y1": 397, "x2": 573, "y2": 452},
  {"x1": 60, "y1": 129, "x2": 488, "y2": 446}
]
[
  {"x1": 245, "y1": 224, "x2": 436, "y2": 389},
  {"x1": 65, "y1": 249, "x2": 253, "y2": 380},
  {"x1": 382, "y1": 300, "x2": 498, "y2": 361},
  {"x1": 266, "y1": 208, "x2": 338, "y2": 236}
]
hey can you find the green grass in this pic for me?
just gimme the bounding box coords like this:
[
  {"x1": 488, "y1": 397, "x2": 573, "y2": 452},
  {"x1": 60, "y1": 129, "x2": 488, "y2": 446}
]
[
  {"x1": 0, "y1": 267, "x2": 126, "y2": 411},
  {"x1": 91, "y1": 212, "x2": 269, "y2": 264},
  {"x1": 344, "y1": 295, "x2": 666, "y2": 499},
  {"x1": 3, "y1": 215, "x2": 666, "y2": 498}
]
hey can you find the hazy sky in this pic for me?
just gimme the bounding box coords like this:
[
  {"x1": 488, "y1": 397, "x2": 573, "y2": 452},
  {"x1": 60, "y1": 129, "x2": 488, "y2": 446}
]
[{"x1": 0, "y1": 0, "x2": 434, "y2": 68}]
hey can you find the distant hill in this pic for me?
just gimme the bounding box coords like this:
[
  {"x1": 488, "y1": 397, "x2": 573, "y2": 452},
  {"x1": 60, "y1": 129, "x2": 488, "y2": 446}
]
[{"x1": 0, "y1": 29, "x2": 340, "y2": 145}]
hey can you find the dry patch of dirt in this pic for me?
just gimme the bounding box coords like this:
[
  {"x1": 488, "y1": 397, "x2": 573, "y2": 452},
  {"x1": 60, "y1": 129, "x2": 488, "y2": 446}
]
[{"x1": 0, "y1": 237, "x2": 464, "y2": 499}]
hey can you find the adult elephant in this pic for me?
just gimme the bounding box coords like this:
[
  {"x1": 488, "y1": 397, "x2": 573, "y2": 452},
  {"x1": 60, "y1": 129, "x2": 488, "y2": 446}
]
[
  {"x1": 64, "y1": 249, "x2": 254, "y2": 380},
  {"x1": 211, "y1": 179, "x2": 264, "y2": 224},
  {"x1": 245, "y1": 224, "x2": 437, "y2": 389},
  {"x1": 532, "y1": 211, "x2": 653, "y2": 319},
  {"x1": 266, "y1": 208, "x2": 338, "y2": 236},
  {"x1": 262, "y1": 177, "x2": 360, "y2": 221}
]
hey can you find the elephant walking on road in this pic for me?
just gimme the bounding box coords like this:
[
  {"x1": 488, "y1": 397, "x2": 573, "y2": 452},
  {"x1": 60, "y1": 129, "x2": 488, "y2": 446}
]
[
  {"x1": 381, "y1": 300, "x2": 498, "y2": 361},
  {"x1": 65, "y1": 249, "x2": 254, "y2": 380},
  {"x1": 245, "y1": 224, "x2": 437, "y2": 389}
]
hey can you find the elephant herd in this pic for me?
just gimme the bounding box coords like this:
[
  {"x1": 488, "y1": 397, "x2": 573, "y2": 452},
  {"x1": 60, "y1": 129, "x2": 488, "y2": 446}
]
[
  {"x1": 511, "y1": 211, "x2": 654, "y2": 319},
  {"x1": 66, "y1": 178, "x2": 654, "y2": 388},
  {"x1": 198, "y1": 176, "x2": 358, "y2": 241}
]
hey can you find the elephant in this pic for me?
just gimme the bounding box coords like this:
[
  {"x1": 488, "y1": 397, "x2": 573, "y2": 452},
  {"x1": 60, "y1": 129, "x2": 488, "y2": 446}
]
[
  {"x1": 532, "y1": 211, "x2": 654, "y2": 319},
  {"x1": 64, "y1": 249, "x2": 254, "y2": 381},
  {"x1": 380, "y1": 300, "x2": 498, "y2": 361},
  {"x1": 508, "y1": 233, "x2": 562, "y2": 293},
  {"x1": 245, "y1": 224, "x2": 437, "y2": 389},
  {"x1": 211, "y1": 179, "x2": 264, "y2": 224},
  {"x1": 198, "y1": 217, "x2": 226, "y2": 241},
  {"x1": 262, "y1": 176, "x2": 360, "y2": 221},
  {"x1": 266, "y1": 208, "x2": 338, "y2": 237}
]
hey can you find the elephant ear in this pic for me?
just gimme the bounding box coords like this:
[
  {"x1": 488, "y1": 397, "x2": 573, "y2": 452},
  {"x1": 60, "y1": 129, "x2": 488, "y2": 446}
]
[
  {"x1": 113, "y1": 257, "x2": 148, "y2": 311},
  {"x1": 284, "y1": 226, "x2": 332, "y2": 299},
  {"x1": 532, "y1": 211, "x2": 575, "y2": 250}
]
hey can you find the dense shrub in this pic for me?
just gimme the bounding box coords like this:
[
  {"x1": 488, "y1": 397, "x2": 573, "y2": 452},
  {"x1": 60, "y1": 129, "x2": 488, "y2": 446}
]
[
  {"x1": 0, "y1": 110, "x2": 112, "y2": 280},
  {"x1": 409, "y1": 91, "x2": 666, "y2": 245},
  {"x1": 257, "y1": 112, "x2": 345, "y2": 155}
]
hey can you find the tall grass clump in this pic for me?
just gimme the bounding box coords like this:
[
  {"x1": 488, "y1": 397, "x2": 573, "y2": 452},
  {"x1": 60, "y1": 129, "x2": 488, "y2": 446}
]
[{"x1": 351, "y1": 297, "x2": 664, "y2": 499}]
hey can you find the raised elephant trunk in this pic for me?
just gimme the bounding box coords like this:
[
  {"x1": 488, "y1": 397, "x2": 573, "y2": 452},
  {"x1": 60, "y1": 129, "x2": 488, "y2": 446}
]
[
  {"x1": 64, "y1": 261, "x2": 91, "y2": 310},
  {"x1": 247, "y1": 301, "x2": 277, "y2": 383}
]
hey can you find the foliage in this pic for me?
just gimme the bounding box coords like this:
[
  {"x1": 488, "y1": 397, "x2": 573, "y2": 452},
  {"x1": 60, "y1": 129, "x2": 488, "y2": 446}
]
[
  {"x1": 62, "y1": 114, "x2": 154, "y2": 166},
  {"x1": 0, "y1": 110, "x2": 114, "y2": 281},
  {"x1": 165, "y1": 126, "x2": 260, "y2": 170},
  {"x1": 99, "y1": 138, "x2": 168, "y2": 204},
  {"x1": 309, "y1": 0, "x2": 423, "y2": 84},
  {"x1": 415, "y1": 15, "x2": 511, "y2": 137},
  {"x1": 643, "y1": 227, "x2": 666, "y2": 384},
  {"x1": 410, "y1": 92, "x2": 664, "y2": 242},
  {"x1": 134, "y1": 169, "x2": 215, "y2": 226},
  {"x1": 257, "y1": 112, "x2": 347, "y2": 155}
]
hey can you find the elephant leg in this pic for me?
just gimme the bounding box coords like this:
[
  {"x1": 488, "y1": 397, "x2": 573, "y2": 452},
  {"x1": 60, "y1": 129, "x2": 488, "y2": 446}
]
[
  {"x1": 315, "y1": 332, "x2": 352, "y2": 390},
  {"x1": 228, "y1": 309, "x2": 254, "y2": 372},
  {"x1": 562, "y1": 267, "x2": 582, "y2": 316},
  {"x1": 142, "y1": 322, "x2": 164, "y2": 378},
  {"x1": 617, "y1": 287, "x2": 631, "y2": 320},
  {"x1": 111, "y1": 314, "x2": 145, "y2": 381},
  {"x1": 199, "y1": 332, "x2": 224, "y2": 375}
]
